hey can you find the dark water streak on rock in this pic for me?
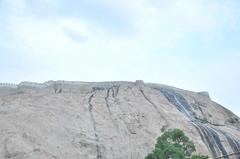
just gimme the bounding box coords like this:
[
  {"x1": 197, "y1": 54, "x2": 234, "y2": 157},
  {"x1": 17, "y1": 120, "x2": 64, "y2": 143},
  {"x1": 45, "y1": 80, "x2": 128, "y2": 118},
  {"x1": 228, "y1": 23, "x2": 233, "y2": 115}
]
[{"x1": 160, "y1": 88, "x2": 240, "y2": 158}]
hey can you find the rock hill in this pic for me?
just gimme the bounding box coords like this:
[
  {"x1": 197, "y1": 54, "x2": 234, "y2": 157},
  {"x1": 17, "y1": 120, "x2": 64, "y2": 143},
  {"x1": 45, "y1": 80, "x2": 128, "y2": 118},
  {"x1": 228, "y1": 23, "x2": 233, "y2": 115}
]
[{"x1": 0, "y1": 81, "x2": 239, "y2": 159}]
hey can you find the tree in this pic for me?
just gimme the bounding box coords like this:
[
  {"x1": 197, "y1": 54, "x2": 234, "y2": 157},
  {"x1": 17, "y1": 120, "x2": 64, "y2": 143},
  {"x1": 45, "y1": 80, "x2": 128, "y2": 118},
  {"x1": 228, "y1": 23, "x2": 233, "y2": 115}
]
[{"x1": 145, "y1": 128, "x2": 208, "y2": 159}]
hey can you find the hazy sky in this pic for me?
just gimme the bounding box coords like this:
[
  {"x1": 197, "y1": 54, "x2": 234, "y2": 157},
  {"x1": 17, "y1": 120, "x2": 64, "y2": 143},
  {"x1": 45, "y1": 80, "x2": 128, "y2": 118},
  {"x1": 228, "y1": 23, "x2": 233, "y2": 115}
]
[{"x1": 0, "y1": 0, "x2": 240, "y2": 116}]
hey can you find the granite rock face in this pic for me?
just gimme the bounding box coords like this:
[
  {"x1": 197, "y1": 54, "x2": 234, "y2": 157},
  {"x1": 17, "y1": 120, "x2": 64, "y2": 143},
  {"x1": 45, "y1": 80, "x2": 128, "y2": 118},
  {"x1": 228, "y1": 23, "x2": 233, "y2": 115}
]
[{"x1": 0, "y1": 81, "x2": 239, "y2": 159}]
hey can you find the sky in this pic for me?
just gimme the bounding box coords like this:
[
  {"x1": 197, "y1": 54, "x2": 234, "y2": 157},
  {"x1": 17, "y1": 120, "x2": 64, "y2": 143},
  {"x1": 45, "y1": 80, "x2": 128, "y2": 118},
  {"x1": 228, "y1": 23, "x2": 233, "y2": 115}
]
[{"x1": 0, "y1": 0, "x2": 240, "y2": 116}]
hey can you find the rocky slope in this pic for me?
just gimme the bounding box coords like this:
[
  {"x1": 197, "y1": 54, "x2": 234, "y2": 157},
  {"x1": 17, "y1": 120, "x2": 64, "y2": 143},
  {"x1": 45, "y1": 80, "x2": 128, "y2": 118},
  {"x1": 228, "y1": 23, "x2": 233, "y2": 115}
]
[{"x1": 0, "y1": 80, "x2": 239, "y2": 159}]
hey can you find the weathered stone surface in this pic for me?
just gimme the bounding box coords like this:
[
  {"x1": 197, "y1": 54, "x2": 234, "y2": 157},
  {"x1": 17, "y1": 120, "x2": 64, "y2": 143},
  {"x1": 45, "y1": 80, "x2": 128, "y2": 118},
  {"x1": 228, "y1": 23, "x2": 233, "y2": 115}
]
[{"x1": 0, "y1": 81, "x2": 239, "y2": 159}]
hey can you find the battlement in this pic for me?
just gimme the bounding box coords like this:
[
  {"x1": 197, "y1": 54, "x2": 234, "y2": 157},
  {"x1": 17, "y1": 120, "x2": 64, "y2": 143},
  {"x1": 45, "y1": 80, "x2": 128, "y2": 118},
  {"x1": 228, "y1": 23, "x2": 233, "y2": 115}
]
[
  {"x1": 0, "y1": 80, "x2": 135, "y2": 89},
  {"x1": 0, "y1": 83, "x2": 17, "y2": 88}
]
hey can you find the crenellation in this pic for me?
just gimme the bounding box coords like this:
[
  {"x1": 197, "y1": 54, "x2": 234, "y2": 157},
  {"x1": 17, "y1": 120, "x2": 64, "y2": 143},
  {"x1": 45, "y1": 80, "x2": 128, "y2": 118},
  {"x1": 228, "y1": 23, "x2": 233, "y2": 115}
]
[
  {"x1": 0, "y1": 82, "x2": 17, "y2": 88},
  {"x1": 0, "y1": 80, "x2": 133, "y2": 90}
]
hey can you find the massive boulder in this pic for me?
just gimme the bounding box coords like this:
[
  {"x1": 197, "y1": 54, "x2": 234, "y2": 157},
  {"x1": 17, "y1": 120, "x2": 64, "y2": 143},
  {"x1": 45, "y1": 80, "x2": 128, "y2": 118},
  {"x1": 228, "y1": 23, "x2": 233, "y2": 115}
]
[{"x1": 0, "y1": 81, "x2": 239, "y2": 159}]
